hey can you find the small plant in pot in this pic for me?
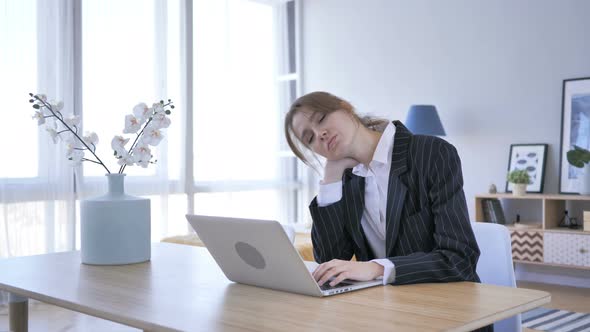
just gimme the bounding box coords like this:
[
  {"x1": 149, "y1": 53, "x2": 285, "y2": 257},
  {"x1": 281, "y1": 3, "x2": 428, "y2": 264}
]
[
  {"x1": 567, "y1": 145, "x2": 590, "y2": 195},
  {"x1": 507, "y1": 169, "x2": 530, "y2": 196}
]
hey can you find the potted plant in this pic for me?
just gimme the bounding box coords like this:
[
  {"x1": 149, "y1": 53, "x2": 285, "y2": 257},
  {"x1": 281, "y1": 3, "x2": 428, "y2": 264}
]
[
  {"x1": 567, "y1": 145, "x2": 590, "y2": 195},
  {"x1": 29, "y1": 93, "x2": 174, "y2": 265},
  {"x1": 507, "y1": 169, "x2": 530, "y2": 196}
]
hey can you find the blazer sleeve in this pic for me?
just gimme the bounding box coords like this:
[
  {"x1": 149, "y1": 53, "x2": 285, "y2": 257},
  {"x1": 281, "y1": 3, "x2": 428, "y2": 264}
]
[
  {"x1": 309, "y1": 196, "x2": 355, "y2": 263},
  {"x1": 389, "y1": 141, "x2": 481, "y2": 285}
]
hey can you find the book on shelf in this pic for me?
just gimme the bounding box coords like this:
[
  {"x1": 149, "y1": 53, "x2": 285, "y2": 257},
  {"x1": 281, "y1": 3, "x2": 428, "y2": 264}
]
[
  {"x1": 486, "y1": 199, "x2": 496, "y2": 223},
  {"x1": 491, "y1": 199, "x2": 507, "y2": 224},
  {"x1": 481, "y1": 198, "x2": 494, "y2": 222},
  {"x1": 480, "y1": 198, "x2": 506, "y2": 224}
]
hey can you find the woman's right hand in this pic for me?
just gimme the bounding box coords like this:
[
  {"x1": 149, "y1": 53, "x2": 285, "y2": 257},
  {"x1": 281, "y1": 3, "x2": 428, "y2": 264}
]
[{"x1": 323, "y1": 157, "x2": 359, "y2": 184}]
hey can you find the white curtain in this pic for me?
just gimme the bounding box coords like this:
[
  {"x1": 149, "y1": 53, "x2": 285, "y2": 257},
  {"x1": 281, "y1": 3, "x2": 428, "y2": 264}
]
[{"x1": 0, "y1": 0, "x2": 80, "y2": 304}]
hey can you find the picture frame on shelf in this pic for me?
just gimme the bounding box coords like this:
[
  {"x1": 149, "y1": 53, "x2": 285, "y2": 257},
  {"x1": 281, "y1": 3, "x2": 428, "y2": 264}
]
[
  {"x1": 559, "y1": 77, "x2": 590, "y2": 194},
  {"x1": 505, "y1": 143, "x2": 547, "y2": 193}
]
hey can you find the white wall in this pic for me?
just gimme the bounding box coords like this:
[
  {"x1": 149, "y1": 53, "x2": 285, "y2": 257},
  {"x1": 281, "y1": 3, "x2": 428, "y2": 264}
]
[{"x1": 301, "y1": 0, "x2": 590, "y2": 286}]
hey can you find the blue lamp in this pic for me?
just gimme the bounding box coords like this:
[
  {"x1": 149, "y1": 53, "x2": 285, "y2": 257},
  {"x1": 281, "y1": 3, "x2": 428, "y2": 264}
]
[{"x1": 405, "y1": 105, "x2": 446, "y2": 136}]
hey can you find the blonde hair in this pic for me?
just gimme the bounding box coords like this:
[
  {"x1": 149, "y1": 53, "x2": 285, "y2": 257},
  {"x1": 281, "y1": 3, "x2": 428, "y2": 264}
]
[{"x1": 284, "y1": 91, "x2": 389, "y2": 167}]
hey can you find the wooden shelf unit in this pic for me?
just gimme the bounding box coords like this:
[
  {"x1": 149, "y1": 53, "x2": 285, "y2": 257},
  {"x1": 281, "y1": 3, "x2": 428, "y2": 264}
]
[
  {"x1": 475, "y1": 194, "x2": 590, "y2": 270},
  {"x1": 475, "y1": 194, "x2": 590, "y2": 231}
]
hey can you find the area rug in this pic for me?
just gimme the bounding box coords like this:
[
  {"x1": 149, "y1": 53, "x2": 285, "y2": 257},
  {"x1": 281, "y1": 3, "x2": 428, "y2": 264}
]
[{"x1": 522, "y1": 307, "x2": 590, "y2": 332}]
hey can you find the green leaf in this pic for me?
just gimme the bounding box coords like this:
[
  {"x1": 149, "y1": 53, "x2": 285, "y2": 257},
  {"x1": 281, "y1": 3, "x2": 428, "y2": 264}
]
[{"x1": 567, "y1": 146, "x2": 590, "y2": 168}]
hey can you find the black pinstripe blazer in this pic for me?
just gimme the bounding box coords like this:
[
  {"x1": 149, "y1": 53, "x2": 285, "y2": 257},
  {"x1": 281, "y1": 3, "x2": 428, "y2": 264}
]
[{"x1": 309, "y1": 121, "x2": 481, "y2": 285}]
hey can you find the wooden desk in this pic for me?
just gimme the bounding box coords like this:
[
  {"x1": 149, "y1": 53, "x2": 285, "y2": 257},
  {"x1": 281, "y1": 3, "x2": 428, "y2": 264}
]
[{"x1": 0, "y1": 243, "x2": 550, "y2": 332}]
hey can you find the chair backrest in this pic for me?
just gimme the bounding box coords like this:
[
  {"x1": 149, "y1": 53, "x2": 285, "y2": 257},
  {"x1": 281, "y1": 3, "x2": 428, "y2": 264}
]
[
  {"x1": 282, "y1": 224, "x2": 296, "y2": 244},
  {"x1": 471, "y1": 222, "x2": 521, "y2": 332}
]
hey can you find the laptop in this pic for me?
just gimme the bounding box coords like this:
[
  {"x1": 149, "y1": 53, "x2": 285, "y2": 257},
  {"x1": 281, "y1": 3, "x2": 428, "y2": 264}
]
[{"x1": 186, "y1": 214, "x2": 382, "y2": 297}]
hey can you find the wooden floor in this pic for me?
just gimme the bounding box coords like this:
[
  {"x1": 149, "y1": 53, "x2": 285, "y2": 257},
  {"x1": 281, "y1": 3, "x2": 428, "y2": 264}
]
[
  {"x1": 0, "y1": 281, "x2": 588, "y2": 331},
  {"x1": 517, "y1": 281, "x2": 590, "y2": 314},
  {"x1": 517, "y1": 281, "x2": 590, "y2": 332}
]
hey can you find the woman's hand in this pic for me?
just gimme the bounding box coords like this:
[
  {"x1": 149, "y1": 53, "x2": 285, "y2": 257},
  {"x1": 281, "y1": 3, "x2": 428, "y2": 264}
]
[
  {"x1": 312, "y1": 259, "x2": 384, "y2": 287},
  {"x1": 323, "y1": 157, "x2": 359, "y2": 183}
]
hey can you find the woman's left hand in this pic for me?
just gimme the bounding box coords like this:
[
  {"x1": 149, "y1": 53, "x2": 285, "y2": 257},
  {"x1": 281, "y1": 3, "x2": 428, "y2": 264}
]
[{"x1": 312, "y1": 259, "x2": 384, "y2": 287}]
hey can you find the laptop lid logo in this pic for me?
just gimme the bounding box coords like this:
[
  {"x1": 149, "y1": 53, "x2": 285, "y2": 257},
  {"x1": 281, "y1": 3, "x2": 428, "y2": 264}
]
[{"x1": 235, "y1": 241, "x2": 266, "y2": 269}]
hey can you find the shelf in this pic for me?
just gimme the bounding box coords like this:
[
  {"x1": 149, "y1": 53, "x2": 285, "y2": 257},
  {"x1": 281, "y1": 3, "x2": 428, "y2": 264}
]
[
  {"x1": 476, "y1": 193, "x2": 546, "y2": 199},
  {"x1": 475, "y1": 193, "x2": 590, "y2": 270},
  {"x1": 475, "y1": 193, "x2": 590, "y2": 201},
  {"x1": 505, "y1": 224, "x2": 542, "y2": 231},
  {"x1": 544, "y1": 227, "x2": 590, "y2": 235}
]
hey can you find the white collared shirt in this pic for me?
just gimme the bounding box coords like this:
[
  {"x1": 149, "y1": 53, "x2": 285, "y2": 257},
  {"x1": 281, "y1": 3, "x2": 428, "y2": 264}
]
[{"x1": 317, "y1": 122, "x2": 396, "y2": 285}]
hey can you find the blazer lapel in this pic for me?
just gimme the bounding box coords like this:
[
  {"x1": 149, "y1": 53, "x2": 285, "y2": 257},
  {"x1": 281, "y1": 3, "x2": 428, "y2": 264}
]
[
  {"x1": 342, "y1": 169, "x2": 369, "y2": 261},
  {"x1": 385, "y1": 121, "x2": 411, "y2": 255}
]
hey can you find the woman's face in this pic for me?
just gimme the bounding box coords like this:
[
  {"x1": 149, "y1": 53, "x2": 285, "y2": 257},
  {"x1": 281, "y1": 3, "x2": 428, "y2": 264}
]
[{"x1": 291, "y1": 107, "x2": 358, "y2": 160}]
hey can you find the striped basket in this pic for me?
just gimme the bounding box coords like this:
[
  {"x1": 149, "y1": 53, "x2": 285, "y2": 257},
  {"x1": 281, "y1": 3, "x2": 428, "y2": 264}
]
[{"x1": 511, "y1": 230, "x2": 543, "y2": 263}]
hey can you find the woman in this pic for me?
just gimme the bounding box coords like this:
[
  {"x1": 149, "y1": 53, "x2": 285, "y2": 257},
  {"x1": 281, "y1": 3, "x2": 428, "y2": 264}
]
[{"x1": 284, "y1": 91, "x2": 482, "y2": 288}]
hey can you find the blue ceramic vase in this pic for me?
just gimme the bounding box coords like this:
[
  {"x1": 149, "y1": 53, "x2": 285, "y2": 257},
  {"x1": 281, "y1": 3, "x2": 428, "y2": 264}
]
[{"x1": 80, "y1": 174, "x2": 150, "y2": 265}]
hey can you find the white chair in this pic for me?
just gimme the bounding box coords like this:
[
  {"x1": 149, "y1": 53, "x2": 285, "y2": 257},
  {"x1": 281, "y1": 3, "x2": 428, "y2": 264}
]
[
  {"x1": 282, "y1": 224, "x2": 296, "y2": 244},
  {"x1": 471, "y1": 222, "x2": 521, "y2": 332}
]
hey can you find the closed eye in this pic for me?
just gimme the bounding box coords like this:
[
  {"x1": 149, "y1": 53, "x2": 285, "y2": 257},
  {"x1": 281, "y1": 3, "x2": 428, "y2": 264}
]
[{"x1": 306, "y1": 113, "x2": 325, "y2": 145}]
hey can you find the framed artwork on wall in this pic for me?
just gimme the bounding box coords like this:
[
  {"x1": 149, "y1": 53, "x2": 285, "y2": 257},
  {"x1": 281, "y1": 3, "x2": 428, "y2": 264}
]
[
  {"x1": 505, "y1": 144, "x2": 548, "y2": 193},
  {"x1": 559, "y1": 77, "x2": 590, "y2": 194}
]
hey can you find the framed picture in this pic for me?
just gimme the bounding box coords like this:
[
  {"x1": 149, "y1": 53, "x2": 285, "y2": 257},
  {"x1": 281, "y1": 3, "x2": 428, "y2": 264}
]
[
  {"x1": 559, "y1": 77, "x2": 590, "y2": 194},
  {"x1": 505, "y1": 144, "x2": 548, "y2": 193}
]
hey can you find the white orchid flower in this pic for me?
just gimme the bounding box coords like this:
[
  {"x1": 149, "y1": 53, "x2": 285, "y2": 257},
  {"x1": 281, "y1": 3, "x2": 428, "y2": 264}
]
[
  {"x1": 117, "y1": 151, "x2": 135, "y2": 166},
  {"x1": 83, "y1": 132, "x2": 99, "y2": 147},
  {"x1": 151, "y1": 102, "x2": 164, "y2": 114},
  {"x1": 142, "y1": 128, "x2": 164, "y2": 146},
  {"x1": 136, "y1": 159, "x2": 150, "y2": 168},
  {"x1": 133, "y1": 103, "x2": 150, "y2": 124},
  {"x1": 64, "y1": 138, "x2": 78, "y2": 154},
  {"x1": 64, "y1": 115, "x2": 81, "y2": 127},
  {"x1": 32, "y1": 111, "x2": 45, "y2": 125},
  {"x1": 49, "y1": 100, "x2": 64, "y2": 111},
  {"x1": 148, "y1": 112, "x2": 171, "y2": 129},
  {"x1": 123, "y1": 114, "x2": 142, "y2": 133},
  {"x1": 46, "y1": 127, "x2": 59, "y2": 144},
  {"x1": 132, "y1": 143, "x2": 152, "y2": 168},
  {"x1": 66, "y1": 147, "x2": 84, "y2": 166},
  {"x1": 111, "y1": 135, "x2": 130, "y2": 155}
]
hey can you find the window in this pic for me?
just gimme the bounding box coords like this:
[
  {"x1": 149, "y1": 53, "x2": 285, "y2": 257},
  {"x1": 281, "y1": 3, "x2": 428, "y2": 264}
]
[
  {"x1": 191, "y1": 0, "x2": 302, "y2": 224},
  {"x1": 0, "y1": 0, "x2": 303, "y2": 260},
  {"x1": 82, "y1": 0, "x2": 159, "y2": 178}
]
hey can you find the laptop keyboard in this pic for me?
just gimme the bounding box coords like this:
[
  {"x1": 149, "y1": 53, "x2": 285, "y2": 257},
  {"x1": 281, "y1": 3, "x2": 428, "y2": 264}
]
[{"x1": 319, "y1": 281, "x2": 354, "y2": 291}]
